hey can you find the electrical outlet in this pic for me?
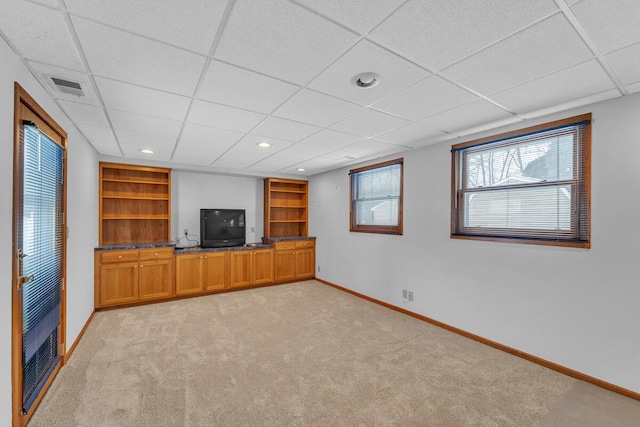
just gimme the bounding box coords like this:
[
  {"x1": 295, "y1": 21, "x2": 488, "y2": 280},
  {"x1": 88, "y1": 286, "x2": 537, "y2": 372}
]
[
  {"x1": 402, "y1": 289, "x2": 408, "y2": 299},
  {"x1": 408, "y1": 291, "x2": 414, "y2": 302},
  {"x1": 317, "y1": 266, "x2": 320, "y2": 272}
]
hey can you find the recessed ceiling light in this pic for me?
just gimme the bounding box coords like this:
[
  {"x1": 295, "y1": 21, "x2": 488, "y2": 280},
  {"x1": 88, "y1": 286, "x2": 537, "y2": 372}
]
[
  {"x1": 352, "y1": 72, "x2": 381, "y2": 89},
  {"x1": 257, "y1": 142, "x2": 271, "y2": 148},
  {"x1": 296, "y1": 168, "x2": 306, "y2": 172},
  {"x1": 139, "y1": 148, "x2": 154, "y2": 154}
]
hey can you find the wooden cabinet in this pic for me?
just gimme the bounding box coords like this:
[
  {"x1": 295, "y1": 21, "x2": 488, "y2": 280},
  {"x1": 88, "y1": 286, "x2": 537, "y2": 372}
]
[
  {"x1": 95, "y1": 248, "x2": 174, "y2": 308},
  {"x1": 273, "y1": 240, "x2": 315, "y2": 282},
  {"x1": 175, "y1": 252, "x2": 229, "y2": 296},
  {"x1": 230, "y1": 249, "x2": 274, "y2": 288},
  {"x1": 99, "y1": 163, "x2": 171, "y2": 245},
  {"x1": 139, "y1": 250, "x2": 174, "y2": 301},
  {"x1": 264, "y1": 178, "x2": 308, "y2": 238}
]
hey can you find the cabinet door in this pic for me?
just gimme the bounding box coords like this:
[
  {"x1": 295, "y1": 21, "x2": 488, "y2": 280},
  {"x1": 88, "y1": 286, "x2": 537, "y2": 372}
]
[
  {"x1": 139, "y1": 258, "x2": 174, "y2": 300},
  {"x1": 230, "y1": 251, "x2": 253, "y2": 288},
  {"x1": 203, "y1": 252, "x2": 228, "y2": 291},
  {"x1": 253, "y1": 249, "x2": 274, "y2": 285},
  {"x1": 275, "y1": 249, "x2": 296, "y2": 282},
  {"x1": 295, "y1": 248, "x2": 315, "y2": 279},
  {"x1": 99, "y1": 261, "x2": 139, "y2": 306},
  {"x1": 175, "y1": 254, "x2": 204, "y2": 295}
]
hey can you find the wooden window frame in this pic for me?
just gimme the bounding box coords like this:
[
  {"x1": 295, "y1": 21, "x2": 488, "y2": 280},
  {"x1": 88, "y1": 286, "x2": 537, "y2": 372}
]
[
  {"x1": 450, "y1": 114, "x2": 591, "y2": 248},
  {"x1": 350, "y1": 158, "x2": 404, "y2": 235}
]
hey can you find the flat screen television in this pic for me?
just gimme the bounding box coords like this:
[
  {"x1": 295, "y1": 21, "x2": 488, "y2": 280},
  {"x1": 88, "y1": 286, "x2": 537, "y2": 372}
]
[{"x1": 200, "y1": 209, "x2": 246, "y2": 248}]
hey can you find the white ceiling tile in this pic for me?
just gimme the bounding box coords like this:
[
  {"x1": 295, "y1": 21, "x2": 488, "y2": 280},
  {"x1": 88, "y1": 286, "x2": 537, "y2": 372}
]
[
  {"x1": 376, "y1": 123, "x2": 446, "y2": 146},
  {"x1": 119, "y1": 142, "x2": 172, "y2": 162},
  {"x1": 443, "y1": 14, "x2": 594, "y2": 95},
  {"x1": 0, "y1": 1, "x2": 83, "y2": 70},
  {"x1": 299, "y1": 129, "x2": 364, "y2": 150},
  {"x1": 95, "y1": 77, "x2": 191, "y2": 121},
  {"x1": 27, "y1": 62, "x2": 101, "y2": 106},
  {"x1": 308, "y1": 40, "x2": 430, "y2": 106},
  {"x1": 330, "y1": 108, "x2": 409, "y2": 137},
  {"x1": 85, "y1": 139, "x2": 121, "y2": 157},
  {"x1": 27, "y1": 0, "x2": 59, "y2": 8},
  {"x1": 76, "y1": 123, "x2": 121, "y2": 156},
  {"x1": 627, "y1": 81, "x2": 640, "y2": 94},
  {"x1": 293, "y1": 0, "x2": 405, "y2": 34},
  {"x1": 248, "y1": 143, "x2": 330, "y2": 171},
  {"x1": 108, "y1": 109, "x2": 182, "y2": 142},
  {"x1": 189, "y1": 100, "x2": 266, "y2": 133},
  {"x1": 173, "y1": 124, "x2": 244, "y2": 166},
  {"x1": 606, "y1": 43, "x2": 640, "y2": 86},
  {"x1": 274, "y1": 89, "x2": 362, "y2": 127},
  {"x1": 58, "y1": 101, "x2": 108, "y2": 127},
  {"x1": 222, "y1": 134, "x2": 295, "y2": 161},
  {"x1": 571, "y1": 0, "x2": 640, "y2": 53},
  {"x1": 65, "y1": 0, "x2": 226, "y2": 54},
  {"x1": 73, "y1": 17, "x2": 206, "y2": 95},
  {"x1": 252, "y1": 117, "x2": 321, "y2": 142},
  {"x1": 518, "y1": 89, "x2": 620, "y2": 120},
  {"x1": 199, "y1": 61, "x2": 300, "y2": 114},
  {"x1": 214, "y1": 134, "x2": 296, "y2": 169},
  {"x1": 372, "y1": 76, "x2": 477, "y2": 121},
  {"x1": 369, "y1": 0, "x2": 559, "y2": 71},
  {"x1": 407, "y1": 133, "x2": 460, "y2": 149},
  {"x1": 420, "y1": 100, "x2": 514, "y2": 134},
  {"x1": 317, "y1": 150, "x2": 365, "y2": 167},
  {"x1": 289, "y1": 156, "x2": 340, "y2": 172},
  {"x1": 214, "y1": 0, "x2": 359, "y2": 84},
  {"x1": 210, "y1": 158, "x2": 256, "y2": 170},
  {"x1": 452, "y1": 116, "x2": 524, "y2": 138},
  {"x1": 343, "y1": 139, "x2": 408, "y2": 156},
  {"x1": 489, "y1": 60, "x2": 617, "y2": 113}
]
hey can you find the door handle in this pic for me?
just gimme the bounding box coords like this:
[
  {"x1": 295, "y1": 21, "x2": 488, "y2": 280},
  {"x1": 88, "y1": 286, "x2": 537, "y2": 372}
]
[{"x1": 17, "y1": 275, "x2": 35, "y2": 290}]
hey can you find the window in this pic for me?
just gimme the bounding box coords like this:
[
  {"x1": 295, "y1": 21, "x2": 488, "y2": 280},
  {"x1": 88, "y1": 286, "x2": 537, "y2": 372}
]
[
  {"x1": 350, "y1": 158, "x2": 403, "y2": 235},
  {"x1": 451, "y1": 114, "x2": 591, "y2": 248}
]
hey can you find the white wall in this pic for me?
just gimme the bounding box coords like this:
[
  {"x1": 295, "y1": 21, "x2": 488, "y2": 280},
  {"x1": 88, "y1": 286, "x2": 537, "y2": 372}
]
[
  {"x1": 310, "y1": 93, "x2": 640, "y2": 394},
  {"x1": 0, "y1": 37, "x2": 98, "y2": 424},
  {"x1": 172, "y1": 171, "x2": 264, "y2": 245}
]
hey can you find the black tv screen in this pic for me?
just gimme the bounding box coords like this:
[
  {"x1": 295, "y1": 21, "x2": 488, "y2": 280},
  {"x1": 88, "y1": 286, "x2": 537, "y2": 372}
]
[{"x1": 200, "y1": 209, "x2": 246, "y2": 248}]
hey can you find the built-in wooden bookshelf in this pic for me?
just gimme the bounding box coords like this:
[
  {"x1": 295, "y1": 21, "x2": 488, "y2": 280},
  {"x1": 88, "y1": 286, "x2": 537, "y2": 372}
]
[
  {"x1": 99, "y1": 163, "x2": 171, "y2": 245},
  {"x1": 263, "y1": 178, "x2": 308, "y2": 238}
]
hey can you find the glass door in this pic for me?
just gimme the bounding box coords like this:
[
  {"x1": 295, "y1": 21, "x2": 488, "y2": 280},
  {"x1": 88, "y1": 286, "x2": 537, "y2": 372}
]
[{"x1": 17, "y1": 122, "x2": 65, "y2": 414}]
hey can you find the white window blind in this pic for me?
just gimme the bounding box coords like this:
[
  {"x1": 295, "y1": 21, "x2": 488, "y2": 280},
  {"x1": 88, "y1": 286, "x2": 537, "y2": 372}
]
[
  {"x1": 451, "y1": 114, "x2": 591, "y2": 247},
  {"x1": 350, "y1": 159, "x2": 403, "y2": 235}
]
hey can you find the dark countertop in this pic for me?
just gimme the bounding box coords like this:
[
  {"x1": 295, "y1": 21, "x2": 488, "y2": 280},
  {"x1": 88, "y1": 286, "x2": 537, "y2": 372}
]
[
  {"x1": 95, "y1": 242, "x2": 176, "y2": 251},
  {"x1": 262, "y1": 236, "x2": 316, "y2": 243},
  {"x1": 174, "y1": 243, "x2": 273, "y2": 254},
  {"x1": 96, "y1": 237, "x2": 316, "y2": 253}
]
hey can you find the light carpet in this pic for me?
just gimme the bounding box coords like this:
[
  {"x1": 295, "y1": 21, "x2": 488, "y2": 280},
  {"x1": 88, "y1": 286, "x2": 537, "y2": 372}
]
[{"x1": 28, "y1": 280, "x2": 640, "y2": 426}]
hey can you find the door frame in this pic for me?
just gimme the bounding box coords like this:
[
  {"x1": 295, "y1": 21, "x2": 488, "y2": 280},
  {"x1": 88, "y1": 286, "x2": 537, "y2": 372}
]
[{"x1": 12, "y1": 83, "x2": 68, "y2": 427}]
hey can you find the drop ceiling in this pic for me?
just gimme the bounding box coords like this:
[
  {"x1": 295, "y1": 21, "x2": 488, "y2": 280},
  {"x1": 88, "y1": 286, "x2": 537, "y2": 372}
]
[{"x1": 1, "y1": 0, "x2": 638, "y2": 177}]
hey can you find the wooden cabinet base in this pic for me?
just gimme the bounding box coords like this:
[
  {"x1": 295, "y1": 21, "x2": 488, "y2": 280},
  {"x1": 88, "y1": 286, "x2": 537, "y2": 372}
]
[
  {"x1": 95, "y1": 243, "x2": 314, "y2": 310},
  {"x1": 95, "y1": 248, "x2": 174, "y2": 308}
]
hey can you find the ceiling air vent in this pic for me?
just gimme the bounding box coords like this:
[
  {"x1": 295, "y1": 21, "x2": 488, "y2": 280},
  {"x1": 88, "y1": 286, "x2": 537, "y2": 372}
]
[{"x1": 51, "y1": 77, "x2": 85, "y2": 97}]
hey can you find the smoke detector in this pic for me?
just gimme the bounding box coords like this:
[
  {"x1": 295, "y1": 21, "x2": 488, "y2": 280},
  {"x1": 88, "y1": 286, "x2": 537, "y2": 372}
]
[
  {"x1": 352, "y1": 72, "x2": 381, "y2": 89},
  {"x1": 51, "y1": 77, "x2": 85, "y2": 97}
]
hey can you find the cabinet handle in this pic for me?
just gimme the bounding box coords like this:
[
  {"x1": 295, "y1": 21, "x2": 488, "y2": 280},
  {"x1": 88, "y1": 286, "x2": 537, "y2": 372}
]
[
  {"x1": 154, "y1": 252, "x2": 158, "y2": 256},
  {"x1": 199, "y1": 256, "x2": 203, "y2": 259},
  {"x1": 134, "y1": 265, "x2": 138, "y2": 268},
  {"x1": 118, "y1": 255, "x2": 122, "y2": 259},
  {"x1": 140, "y1": 265, "x2": 144, "y2": 268},
  {"x1": 204, "y1": 256, "x2": 208, "y2": 259}
]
